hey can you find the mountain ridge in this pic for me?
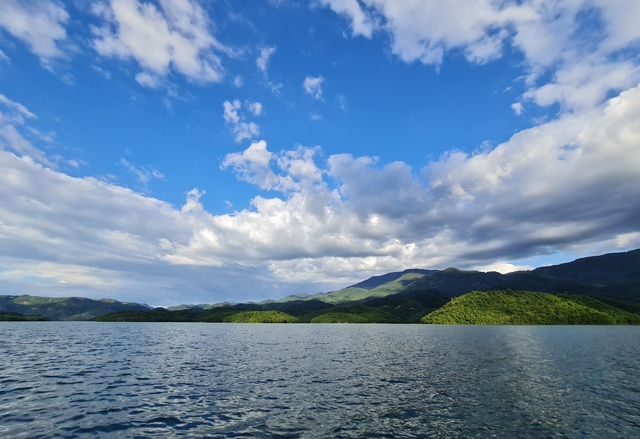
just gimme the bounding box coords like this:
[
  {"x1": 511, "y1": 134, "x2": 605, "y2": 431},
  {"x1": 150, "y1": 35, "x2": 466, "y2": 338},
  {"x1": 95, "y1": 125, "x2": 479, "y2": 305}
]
[{"x1": 3, "y1": 249, "x2": 640, "y2": 321}]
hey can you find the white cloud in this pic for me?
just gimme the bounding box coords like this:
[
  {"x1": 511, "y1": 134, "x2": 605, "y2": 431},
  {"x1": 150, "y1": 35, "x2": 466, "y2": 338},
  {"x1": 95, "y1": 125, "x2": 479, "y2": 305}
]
[
  {"x1": 247, "y1": 101, "x2": 263, "y2": 116},
  {"x1": 221, "y1": 141, "x2": 324, "y2": 193},
  {"x1": 120, "y1": 158, "x2": 165, "y2": 190},
  {"x1": 321, "y1": 1, "x2": 640, "y2": 112},
  {"x1": 135, "y1": 71, "x2": 164, "y2": 88},
  {"x1": 3, "y1": 0, "x2": 640, "y2": 304},
  {"x1": 222, "y1": 99, "x2": 262, "y2": 143},
  {"x1": 0, "y1": 0, "x2": 69, "y2": 66},
  {"x1": 2, "y1": 83, "x2": 640, "y2": 304},
  {"x1": 511, "y1": 102, "x2": 524, "y2": 116},
  {"x1": 92, "y1": 0, "x2": 227, "y2": 86},
  {"x1": 473, "y1": 261, "x2": 533, "y2": 274},
  {"x1": 318, "y1": 0, "x2": 376, "y2": 38},
  {"x1": 0, "y1": 94, "x2": 54, "y2": 166},
  {"x1": 220, "y1": 140, "x2": 278, "y2": 190},
  {"x1": 256, "y1": 46, "x2": 276, "y2": 75},
  {"x1": 304, "y1": 75, "x2": 325, "y2": 100},
  {"x1": 182, "y1": 188, "x2": 205, "y2": 213},
  {"x1": 0, "y1": 94, "x2": 36, "y2": 121},
  {"x1": 222, "y1": 99, "x2": 241, "y2": 124}
]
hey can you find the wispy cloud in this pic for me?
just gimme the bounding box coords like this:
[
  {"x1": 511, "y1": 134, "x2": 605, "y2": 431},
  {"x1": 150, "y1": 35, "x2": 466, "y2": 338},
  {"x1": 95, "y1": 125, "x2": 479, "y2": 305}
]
[
  {"x1": 120, "y1": 158, "x2": 165, "y2": 191},
  {"x1": 304, "y1": 75, "x2": 325, "y2": 100},
  {"x1": 256, "y1": 46, "x2": 276, "y2": 76}
]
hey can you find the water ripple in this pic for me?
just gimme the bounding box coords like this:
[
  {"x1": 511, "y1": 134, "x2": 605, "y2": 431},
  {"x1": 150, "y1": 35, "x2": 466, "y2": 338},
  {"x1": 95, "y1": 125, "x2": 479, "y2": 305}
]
[{"x1": 1, "y1": 323, "x2": 639, "y2": 437}]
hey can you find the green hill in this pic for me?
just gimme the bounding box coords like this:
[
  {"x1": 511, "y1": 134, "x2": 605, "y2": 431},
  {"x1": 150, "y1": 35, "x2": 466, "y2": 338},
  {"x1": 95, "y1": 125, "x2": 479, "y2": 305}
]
[
  {"x1": 273, "y1": 269, "x2": 433, "y2": 305},
  {"x1": 421, "y1": 290, "x2": 640, "y2": 325},
  {"x1": 12, "y1": 249, "x2": 640, "y2": 323},
  {"x1": 0, "y1": 295, "x2": 150, "y2": 321},
  {"x1": 395, "y1": 250, "x2": 640, "y2": 309}
]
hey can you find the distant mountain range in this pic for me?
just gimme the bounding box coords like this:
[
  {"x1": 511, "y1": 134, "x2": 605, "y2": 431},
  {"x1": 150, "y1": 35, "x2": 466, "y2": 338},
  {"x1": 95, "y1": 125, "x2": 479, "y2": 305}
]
[
  {"x1": 0, "y1": 295, "x2": 150, "y2": 321},
  {"x1": 3, "y1": 249, "x2": 640, "y2": 322}
]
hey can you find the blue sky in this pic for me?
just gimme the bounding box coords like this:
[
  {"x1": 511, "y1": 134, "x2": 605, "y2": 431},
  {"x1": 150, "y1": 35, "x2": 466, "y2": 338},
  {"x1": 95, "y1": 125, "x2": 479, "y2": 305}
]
[{"x1": 1, "y1": 0, "x2": 639, "y2": 306}]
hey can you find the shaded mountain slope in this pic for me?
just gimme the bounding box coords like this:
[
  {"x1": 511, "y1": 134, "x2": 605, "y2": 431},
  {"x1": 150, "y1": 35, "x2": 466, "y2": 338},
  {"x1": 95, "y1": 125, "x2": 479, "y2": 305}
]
[{"x1": 397, "y1": 249, "x2": 640, "y2": 307}]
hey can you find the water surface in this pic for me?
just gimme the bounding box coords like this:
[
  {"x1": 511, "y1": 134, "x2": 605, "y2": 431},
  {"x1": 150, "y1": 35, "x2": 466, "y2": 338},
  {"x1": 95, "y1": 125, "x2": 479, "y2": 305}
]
[{"x1": 1, "y1": 323, "x2": 638, "y2": 438}]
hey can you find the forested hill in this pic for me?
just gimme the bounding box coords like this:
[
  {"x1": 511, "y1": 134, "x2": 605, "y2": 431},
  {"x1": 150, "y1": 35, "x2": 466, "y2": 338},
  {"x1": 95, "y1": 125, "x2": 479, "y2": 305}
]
[
  {"x1": 394, "y1": 249, "x2": 640, "y2": 308},
  {"x1": 0, "y1": 295, "x2": 150, "y2": 321},
  {"x1": 3, "y1": 249, "x2": 640, "y2": 322},
  {"x1": 422, "y1": 290, "x2": 640, "y2": 325}
]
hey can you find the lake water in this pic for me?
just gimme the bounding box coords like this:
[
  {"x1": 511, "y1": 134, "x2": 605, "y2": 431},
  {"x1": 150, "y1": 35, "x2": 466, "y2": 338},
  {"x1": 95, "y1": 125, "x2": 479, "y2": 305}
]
[{"x1": 1, "y1": 323, "x2": 639, "y2": 438}]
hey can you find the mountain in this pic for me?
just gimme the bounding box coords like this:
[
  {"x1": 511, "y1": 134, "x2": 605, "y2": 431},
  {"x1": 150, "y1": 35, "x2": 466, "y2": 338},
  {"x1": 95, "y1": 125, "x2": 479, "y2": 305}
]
[
  {"x1": 349, "y1": 269, "x2": 437, "y2": 289},
  {"x1": 501, "y1": 249, "x2": 640, "y2": 306},
  {"x1": 421, "y1": 290, "x2": 640, "y2": 325},
  {"x1": 0, "y1": 295, "x2": 151, "y2": 321},
  {"x1": 272, "y1": 269, "x2": 436, "y2": 305},
  {"x1": 395, "y1": 249, "x2": 640, "y2": 309},
  {"x1": 9, "y1": 249, "x2": 640, "y2": 322}
]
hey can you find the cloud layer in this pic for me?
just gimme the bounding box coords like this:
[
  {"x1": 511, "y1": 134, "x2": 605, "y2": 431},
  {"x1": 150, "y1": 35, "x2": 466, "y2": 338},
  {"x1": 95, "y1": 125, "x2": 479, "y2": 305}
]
[
  {"x1": 2, "y1": 81, "x2": 640, "y2": 304},
  {"x1": 1, "y1": 1, "x2": 639, "y2": 305}
]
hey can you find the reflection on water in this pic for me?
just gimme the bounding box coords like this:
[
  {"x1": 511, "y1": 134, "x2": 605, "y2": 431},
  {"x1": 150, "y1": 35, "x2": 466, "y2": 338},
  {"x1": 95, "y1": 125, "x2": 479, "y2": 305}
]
[{"x1": 1, "y1": 323, "x2": 639, "y2": 438}]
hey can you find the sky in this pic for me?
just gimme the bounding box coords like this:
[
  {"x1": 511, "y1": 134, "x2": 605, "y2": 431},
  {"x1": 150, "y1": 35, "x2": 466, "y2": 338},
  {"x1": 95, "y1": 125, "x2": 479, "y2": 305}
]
[{"x1": 1, "y1": 0, "x2": 639, "y2": 307}]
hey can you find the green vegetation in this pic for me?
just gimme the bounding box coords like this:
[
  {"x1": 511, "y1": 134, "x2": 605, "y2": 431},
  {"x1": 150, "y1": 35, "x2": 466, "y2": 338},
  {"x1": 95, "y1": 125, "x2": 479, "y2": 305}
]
[
  {"x1": 198, "y1": 307, "x2": 246, "y2": 322},
  {"x1": 310, "y1": 313, "x2": 369, "y2": 323},
  {"x1": 0, "y1": 295, "x2": 149, "y2": 321},
  {"x1": 222, "y1": 311, "x2": 299, "y2": 323},
  {"x1": 301, "y1": 305, "x2": 401, "y2": 323},
  {"x1": 0, "y1": 311, "x2": 49, "y2": 321},
  {"x1": 274, "y1": 269, "x2": 432, "y2": 305},
  {"x1": 97, "y1": 308, "x2": 200, "y2": 322},
  {"x1": 7, "y1": 250, "x2": 640, "y2": 324},
  {"x1": 421, "y1": 290, "x2": 640, "y2": 325}
]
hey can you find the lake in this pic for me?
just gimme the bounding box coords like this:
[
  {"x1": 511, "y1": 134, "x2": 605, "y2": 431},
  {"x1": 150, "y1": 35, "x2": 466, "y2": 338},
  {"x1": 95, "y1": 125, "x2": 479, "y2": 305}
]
[{"x1": 1, "y1": 323, "x2": 639, "y2": 438}]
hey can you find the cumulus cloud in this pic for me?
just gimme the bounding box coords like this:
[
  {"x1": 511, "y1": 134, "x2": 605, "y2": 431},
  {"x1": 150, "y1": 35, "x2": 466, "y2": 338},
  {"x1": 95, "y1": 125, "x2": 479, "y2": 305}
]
[
  {"x1": 511, "y1": 102, "x2": 524, "y2": 115},
  {"x1": 303, "y1": 75, "x2": 325, "y2": 100},
  {"x1": 221, "y1": 140, "x2": 278, "y2": 190},
  {"x1": 220, "y1": 141, "x2": 324, "y2": 193},
  {"x1": 2, "y1": 84, "x2": 640, "y2": 304},
  {"x1": 0, "y1": 0, "x2": 69, "y2": 66},
  {"x1": 91, "y1": 0, "x2": 228, "y2": 85},
  {"x1": 320, "y1": 0, "x2": 640, "y2": 111},
  {"x1": 2, "y1": 2, "x2": 640, "y2": 305},
  {"x1": 190, "y1": 84, "x2": 640, "y2": 279},
  {"x1": 256, "y1": 46, "x2": 276, "y2": 76},
  {"x1": 222, "y1": 99, "x2": 262, "y2": 143},
  {"x1": 247, "y1": 101, "x2": 263, "y2": 116}
]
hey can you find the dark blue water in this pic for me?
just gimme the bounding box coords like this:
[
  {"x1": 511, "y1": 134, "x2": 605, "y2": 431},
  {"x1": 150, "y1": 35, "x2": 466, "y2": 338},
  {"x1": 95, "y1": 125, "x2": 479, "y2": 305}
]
[{"x1": 1, "y1": 323, "x2": 639, "y2": 438}]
